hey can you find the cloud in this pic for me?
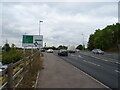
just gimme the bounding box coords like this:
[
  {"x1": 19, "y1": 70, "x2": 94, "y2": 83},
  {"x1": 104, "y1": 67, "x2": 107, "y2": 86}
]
[{"x1": 1, "y1": 2, "x2": 118, "y2": 47}]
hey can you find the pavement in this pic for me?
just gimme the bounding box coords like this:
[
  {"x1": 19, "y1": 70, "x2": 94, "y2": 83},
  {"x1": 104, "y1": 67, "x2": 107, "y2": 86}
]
[{"x1": 36, "y1": 53, "x2": 108, "y2": 88}]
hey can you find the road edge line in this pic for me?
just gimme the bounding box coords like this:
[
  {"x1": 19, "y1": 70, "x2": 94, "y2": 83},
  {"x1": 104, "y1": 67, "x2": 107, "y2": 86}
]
[{"x1": 34, "y1": 71, "x2": 40, "y2": 88}]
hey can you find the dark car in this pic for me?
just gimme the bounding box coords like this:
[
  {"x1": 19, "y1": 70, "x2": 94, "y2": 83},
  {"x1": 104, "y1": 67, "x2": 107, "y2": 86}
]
[{"x1": 58, "y1": 49, "x2": 68, "y2": 56}]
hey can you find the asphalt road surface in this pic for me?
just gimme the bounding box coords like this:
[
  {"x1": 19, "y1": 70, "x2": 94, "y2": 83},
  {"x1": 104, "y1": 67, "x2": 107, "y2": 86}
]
[
  {"x1": 80, "y1": 51, "x2": 119, "y2": 61},
  {"x1": 53, "y1": 51, "x2": 120, "y2": 89}
]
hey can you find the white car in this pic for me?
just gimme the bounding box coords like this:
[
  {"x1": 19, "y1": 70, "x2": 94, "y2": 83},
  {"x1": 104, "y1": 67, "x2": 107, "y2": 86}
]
[
  {"x1": 92, "y1": 49, "x2": 104, "y2": 55},
  {"x1": 46, "y1": 49, "x2": 53, "y2": 53},
  {"x1": 76, "y1": 49, "x2": 80, "y2": 52}
]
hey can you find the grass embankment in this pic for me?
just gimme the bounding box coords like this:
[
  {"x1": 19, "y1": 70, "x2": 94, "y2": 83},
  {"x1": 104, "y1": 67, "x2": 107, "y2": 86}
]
[
  {"x1": 105, "y1": 46, "x2": 119, "y2": 53},
  {"x1": 17, "y1": 52, "x2": 44, "y2": 88},
  {"x1": 1, "y1": 49, "x2": 38, "y2": 87},
  {"x1": 0, "y1": 54, "x2": 2, "y2": 62}
]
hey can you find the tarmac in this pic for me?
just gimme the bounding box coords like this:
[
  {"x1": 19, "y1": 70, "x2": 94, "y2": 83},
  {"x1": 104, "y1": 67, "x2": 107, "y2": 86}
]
[{"x1": 36, "y1": 53, "x2": 108, "y2": 88}]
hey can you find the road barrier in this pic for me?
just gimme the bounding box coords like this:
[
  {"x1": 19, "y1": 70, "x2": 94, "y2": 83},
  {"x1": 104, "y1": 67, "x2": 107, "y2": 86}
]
[{"x1": 0, "y1": 52, "x2": 40, "y2": 89}]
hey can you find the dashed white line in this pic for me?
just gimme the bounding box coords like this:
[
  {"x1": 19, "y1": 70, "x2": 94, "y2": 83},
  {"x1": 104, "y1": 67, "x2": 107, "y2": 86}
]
[
  {"x1": 83, "y1": 60, "x2": 87, "y2": 62},
  {"x1": 104, "y1": 60, "x2": 108, "y2": 61},
  {"x1": 71, "y1": 54, "x2": 75, "y2": 57},
  {"x1": 115, "y1": 70, "x2": 120, "y2": 73},
  {"x1": 83, "y1": 60, "x2": 100, "y2": 67},
  {"x1": 78, "y1": 55, "x2": 83, "y2": 58}
]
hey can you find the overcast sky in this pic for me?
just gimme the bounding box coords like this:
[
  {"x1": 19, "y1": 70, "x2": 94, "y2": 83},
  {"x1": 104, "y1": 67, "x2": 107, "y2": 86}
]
[{"x1": 0, "y1": 1, "x2": 118, "y2": 47}]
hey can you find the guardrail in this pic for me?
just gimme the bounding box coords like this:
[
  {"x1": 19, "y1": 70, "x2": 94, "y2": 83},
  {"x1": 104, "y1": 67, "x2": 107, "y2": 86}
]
[{"x1": 0, "y1": 52, "x2": 40, "y2": 89}]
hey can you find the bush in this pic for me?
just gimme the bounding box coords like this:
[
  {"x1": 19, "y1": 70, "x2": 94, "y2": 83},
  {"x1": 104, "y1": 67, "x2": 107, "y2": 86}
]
[{"x1": 2, "y1": 49, "x2": 24, "y2": 65}]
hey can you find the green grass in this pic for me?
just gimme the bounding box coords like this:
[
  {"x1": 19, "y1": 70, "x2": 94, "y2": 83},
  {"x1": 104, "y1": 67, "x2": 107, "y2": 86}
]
[
  {"x1": 0, "y1": 54, "x2": 2, "y2": 64},
  {"x1": 18, "y1": 52, "x2": 43, "y2": 88},
  {"x1": 105, "y1": 46, "x2": 119, "y2": 53}
]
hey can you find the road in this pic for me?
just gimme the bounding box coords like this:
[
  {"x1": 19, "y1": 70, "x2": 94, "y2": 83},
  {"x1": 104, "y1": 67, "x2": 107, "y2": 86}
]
[
  {"x1": 53, "y1": 51, "x2": 120, "y2": 89},
  {"x1": 79, "y1": 51, "x2": 119, "y2": 63}
]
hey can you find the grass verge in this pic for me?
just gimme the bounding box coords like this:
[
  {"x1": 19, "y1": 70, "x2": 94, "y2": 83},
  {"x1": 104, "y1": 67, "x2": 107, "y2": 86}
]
[{"x1": 17, "y1": 53, "x2": 44, "y2": 88}]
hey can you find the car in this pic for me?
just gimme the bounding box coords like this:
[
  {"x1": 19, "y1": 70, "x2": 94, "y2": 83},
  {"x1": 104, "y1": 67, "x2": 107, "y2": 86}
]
[
  {"x1": 92, "y1": 49, "x2": 104, "y2": 55},
  {"x1": 76, "y1": 49, "x2": 80, "y2": 52},
  {"x1": 46, "y1": 49, "x2": 53, "y2": 53},
  {"x1": 41, "y1": 48, "x2": 45, "y2": 52},
  {"x1": 0, "y1": 65, "x2": 7, "y2": 69},
  {"x1": 58, "y1": 49, "x2": 68, "y2": 56}
]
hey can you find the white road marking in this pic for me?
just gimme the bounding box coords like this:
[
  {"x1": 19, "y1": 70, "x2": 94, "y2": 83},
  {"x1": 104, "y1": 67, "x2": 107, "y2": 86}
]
[
  {"x1": 68, "y1": 63, "x2": 110, "y2": 89},
  {"x1": 79, "y1": 52, "x2": 120, "y2": 65},
  {"x1": 83, "y1": 60, "x2": 100, "y2": 67},
  {"x1": 83, "y1": 60, "x2": 87, "y2": 62},
  {"x1": 115, "y1": 70, "x2": 120, "y2": 73},
  {"x1": 71, "y1": 54, "x2": 75, "y2": 57},
  {"x1": 104, "y1": 60, "x2": 108, "y2": 61},
  {"x1": 78, "y1": 55, "x2": 83, "y2": 58}
]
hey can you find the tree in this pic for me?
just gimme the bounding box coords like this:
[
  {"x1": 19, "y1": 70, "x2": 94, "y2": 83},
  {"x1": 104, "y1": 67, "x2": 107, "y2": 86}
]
[
  {"x1": 57, "y1": 45, "x2": 67, "y2": 50},
  {"x1": 11, "y1": 43, "x2": 16, "y2": 48},
  {"x1": 76, "y1": 44, "x2": 83, "y2": 50},
  {"x1": 2, "y1": 43, "x2": 11, "y2": 52},
  {"x1": 87, "y1": 23, "x2": 120, "y2": 51},
  {"x1": 88, "y1": 34, "x2": 95, "y2": 50}
]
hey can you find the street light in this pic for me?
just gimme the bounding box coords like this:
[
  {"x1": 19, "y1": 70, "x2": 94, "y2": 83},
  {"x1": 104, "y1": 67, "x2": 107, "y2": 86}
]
[
  {"x1": 82, "y1": 33, "x2": 85, "y2": 50},
  {"x1": 38, "y1": 21, "x2": 43, "y2": 52},
  {"x1": 39, "y1": 21, "x2": 43, "y2": 35}
]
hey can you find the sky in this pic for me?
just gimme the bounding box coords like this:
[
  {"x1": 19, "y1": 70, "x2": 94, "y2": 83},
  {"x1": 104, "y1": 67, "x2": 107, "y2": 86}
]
[{"x1": 0, "y1": 1, "x2": 118, "y2": 47}]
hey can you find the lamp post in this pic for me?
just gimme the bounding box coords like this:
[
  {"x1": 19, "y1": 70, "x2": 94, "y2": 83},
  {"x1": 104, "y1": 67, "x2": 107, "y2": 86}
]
[
  {"x1": 39, "y1": 21, "x2": 43, "y2": 52},
  {"x1": 82, "y1": 34, "x2": 85, "y2": 50},
  {"x1": 39, "y1": 21, "x2": 43, "y2": 35}
]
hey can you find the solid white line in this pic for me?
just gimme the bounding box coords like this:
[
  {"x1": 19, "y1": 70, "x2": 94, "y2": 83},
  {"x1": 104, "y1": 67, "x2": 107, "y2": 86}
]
[{"x1": 34, "y1": 71, "x2": 40, "y2": 88}]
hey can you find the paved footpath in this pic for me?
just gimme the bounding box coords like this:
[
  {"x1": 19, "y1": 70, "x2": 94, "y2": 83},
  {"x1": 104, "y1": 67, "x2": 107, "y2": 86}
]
[{"x1": 36, "y1": 53, "x2": 108, "y2": 88}]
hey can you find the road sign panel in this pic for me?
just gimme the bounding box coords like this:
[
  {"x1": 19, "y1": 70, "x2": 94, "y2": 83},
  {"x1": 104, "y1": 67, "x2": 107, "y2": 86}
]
[
  {"x1": 23, "y1": 35, "x2": 33, "y2": 43},
  {"x1": 22, "y1": 35, "x2": 43, "y2": 48}
]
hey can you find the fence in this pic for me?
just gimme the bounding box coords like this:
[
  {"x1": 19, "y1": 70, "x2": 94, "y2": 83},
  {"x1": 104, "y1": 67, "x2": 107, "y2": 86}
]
[{"x1": 0, "y1": 51, "x2": 40, "y2": 89}]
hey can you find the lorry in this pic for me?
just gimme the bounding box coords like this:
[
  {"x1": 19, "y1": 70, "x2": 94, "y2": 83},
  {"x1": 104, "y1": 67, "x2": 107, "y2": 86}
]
[{"x1": 67, "y1": 45, "x2": 76, "y2": 53}]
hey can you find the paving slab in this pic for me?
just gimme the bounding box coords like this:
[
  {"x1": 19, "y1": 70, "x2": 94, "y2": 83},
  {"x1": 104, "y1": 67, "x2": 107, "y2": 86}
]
[{"x1": 36, "y1": 53, "x2": 108, "y2": 88}]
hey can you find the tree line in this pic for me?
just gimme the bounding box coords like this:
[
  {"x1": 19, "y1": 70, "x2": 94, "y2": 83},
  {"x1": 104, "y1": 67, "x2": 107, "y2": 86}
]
[{"x1": 88, "y1": 23, "x2": 120, "y2": 51}]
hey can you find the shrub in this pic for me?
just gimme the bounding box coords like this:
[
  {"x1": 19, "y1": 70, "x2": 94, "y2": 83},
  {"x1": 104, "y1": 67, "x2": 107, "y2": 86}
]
[{"x1": 2, "y1": 49, "x2": 24, "y2": 65}]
